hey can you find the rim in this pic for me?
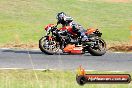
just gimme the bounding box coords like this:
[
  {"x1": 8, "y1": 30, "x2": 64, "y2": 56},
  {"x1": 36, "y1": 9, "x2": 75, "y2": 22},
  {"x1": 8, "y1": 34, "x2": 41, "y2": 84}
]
[
  {"x1": 92, "y1": 39, "x2": 106, "y2": 52},
  {"x1": 41, "y1": 38, "x2": 59, "y2": 53}
]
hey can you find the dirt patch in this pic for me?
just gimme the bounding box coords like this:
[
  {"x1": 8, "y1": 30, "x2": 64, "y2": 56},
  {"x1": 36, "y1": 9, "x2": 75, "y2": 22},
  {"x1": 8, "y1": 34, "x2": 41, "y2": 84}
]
[
  {"x1": 0, "y1": 43, "x2": 38, "y2": 49},
  {"x1": 0, "y1": 42, "x2": 132, "y2": 52},
  {"x1": 108, "y1": 45, "x2": 132, "y2": 52},
  {"x1": 107, "y1": 42, "x2": 132, "y2": 52}
]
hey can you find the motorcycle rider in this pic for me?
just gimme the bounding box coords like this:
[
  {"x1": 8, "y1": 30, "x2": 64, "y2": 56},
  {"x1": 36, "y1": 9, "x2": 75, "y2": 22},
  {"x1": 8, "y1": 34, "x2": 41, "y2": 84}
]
[{"x1": 56, "y1": 12, "x2": 88, "y2": 42}]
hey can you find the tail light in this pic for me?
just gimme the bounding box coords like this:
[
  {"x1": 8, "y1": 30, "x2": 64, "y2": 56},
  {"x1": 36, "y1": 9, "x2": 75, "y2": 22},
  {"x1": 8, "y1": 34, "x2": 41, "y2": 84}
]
[{"x1": 86, "y1": 28, "x2": 96, "y2": 34}]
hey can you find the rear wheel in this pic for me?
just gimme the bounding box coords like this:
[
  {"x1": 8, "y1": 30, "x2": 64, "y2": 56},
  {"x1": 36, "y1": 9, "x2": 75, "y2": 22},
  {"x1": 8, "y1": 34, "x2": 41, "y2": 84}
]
[
  {"x1": 39, "y1": 37, "x2": 59, "y2": 55},
  {"x1": 87, "y1": 37, "x2": 106, "y2": 56}
]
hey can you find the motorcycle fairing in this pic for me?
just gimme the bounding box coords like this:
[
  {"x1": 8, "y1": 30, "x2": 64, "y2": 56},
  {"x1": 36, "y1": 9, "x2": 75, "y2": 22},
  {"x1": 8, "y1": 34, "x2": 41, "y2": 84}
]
[
  {"x1": 59, "y1": 26, "x2": 77, "y2": 35},
  {"x1": 63, "y1": 44, "x2": 83, "y2": 54},
  {"x1": 45, "y1": 24, "x2": 55, "y2": 31}
]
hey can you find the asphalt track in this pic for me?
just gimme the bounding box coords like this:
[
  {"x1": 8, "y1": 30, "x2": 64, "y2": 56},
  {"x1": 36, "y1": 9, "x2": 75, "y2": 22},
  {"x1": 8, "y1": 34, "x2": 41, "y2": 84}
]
[{"x1": 0, "y1": 49, "x2": 132, "y2": 72}]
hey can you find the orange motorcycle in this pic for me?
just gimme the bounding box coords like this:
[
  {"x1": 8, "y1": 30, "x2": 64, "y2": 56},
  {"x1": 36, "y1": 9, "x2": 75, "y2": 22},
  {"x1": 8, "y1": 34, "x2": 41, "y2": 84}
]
[{"x1": 39, "y1": 24, "x2": 106, "y2": 56}]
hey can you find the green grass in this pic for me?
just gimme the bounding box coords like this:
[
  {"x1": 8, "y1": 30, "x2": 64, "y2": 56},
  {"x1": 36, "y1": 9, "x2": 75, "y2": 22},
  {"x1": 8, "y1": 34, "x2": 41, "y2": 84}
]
[
  {"x1": 0, "y1": 0, "x2": 132, "y2": 44},
  {"x1": 0, "y1": 70, "x2": 131, "y2": 88}
]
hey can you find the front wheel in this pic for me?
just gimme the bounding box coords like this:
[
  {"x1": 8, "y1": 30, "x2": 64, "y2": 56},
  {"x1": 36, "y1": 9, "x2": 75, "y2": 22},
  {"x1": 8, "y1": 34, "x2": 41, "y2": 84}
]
[
  {"x1": 39, "y1": 37, "x2": 59, "y2": 55},
  {"x1": 86, "y1": 37, "x2": 106, "y2": 56}
]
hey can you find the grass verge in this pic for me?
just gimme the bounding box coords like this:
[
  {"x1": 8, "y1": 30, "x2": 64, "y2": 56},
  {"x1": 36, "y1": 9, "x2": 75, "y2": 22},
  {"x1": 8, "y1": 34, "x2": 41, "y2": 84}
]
[
  {"x1": 0, "y1": 0, "x2": 132, "y2": 46},
  {"x1": 0, "y1": 69, "x2": 131, "y2": 88}
]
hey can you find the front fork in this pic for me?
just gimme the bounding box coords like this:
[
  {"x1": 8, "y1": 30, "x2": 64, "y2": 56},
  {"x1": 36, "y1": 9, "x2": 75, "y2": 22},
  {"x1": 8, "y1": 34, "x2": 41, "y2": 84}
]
[{"x1": 44, "y1": 36, "x2": 53, "y2": 41}]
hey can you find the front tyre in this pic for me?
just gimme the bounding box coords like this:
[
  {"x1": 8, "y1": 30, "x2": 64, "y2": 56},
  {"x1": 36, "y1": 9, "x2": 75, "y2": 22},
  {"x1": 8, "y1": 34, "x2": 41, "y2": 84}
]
[
  {"x1": 39, "y1": 37, "x2": 59, "y2": 55},
  {"x1": 87, "y1": 38, "x2": 106, "y2": 56}
]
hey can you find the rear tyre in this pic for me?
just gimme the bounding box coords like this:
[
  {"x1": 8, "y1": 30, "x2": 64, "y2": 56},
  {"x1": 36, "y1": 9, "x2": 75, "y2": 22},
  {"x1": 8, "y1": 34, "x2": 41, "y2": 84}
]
[
  {"x1": 87, "y1": 38, "x2": 106, "y2": 56},
  {"x1": 39, "y1": 37, "x2": 59, "y2": 55}
]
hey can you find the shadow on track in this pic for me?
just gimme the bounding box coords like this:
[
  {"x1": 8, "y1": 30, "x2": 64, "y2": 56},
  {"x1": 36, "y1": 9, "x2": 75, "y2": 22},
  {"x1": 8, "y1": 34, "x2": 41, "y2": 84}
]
[
  {"x1": 2, "y1": 49, "x2": 90, "y2": 56},
  {"x1": 2, "y1": 49, "x2": 43, "y2": 54}
]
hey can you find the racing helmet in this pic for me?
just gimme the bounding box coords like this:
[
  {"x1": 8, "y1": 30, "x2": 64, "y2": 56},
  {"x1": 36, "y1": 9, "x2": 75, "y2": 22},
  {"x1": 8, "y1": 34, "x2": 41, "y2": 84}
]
[
  {"x1": 56, "y1": 12, "x2": 66, "y2": 21},
  {"x1": 56, "y1": 12, "x2": 73, "y2": 25}
]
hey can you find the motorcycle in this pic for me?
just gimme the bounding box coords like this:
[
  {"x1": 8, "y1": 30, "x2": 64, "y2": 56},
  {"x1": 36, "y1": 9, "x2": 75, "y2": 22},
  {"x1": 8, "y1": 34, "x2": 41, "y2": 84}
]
[{"x1": 39, "y1": 24, "x2": 106, "y2": 56}]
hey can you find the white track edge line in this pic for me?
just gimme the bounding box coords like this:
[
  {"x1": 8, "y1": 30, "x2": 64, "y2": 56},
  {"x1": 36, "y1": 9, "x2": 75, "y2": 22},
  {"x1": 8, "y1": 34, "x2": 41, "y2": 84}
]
[{"x1": 0, "y1": 68, "x2": 129, "y2": 72}]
